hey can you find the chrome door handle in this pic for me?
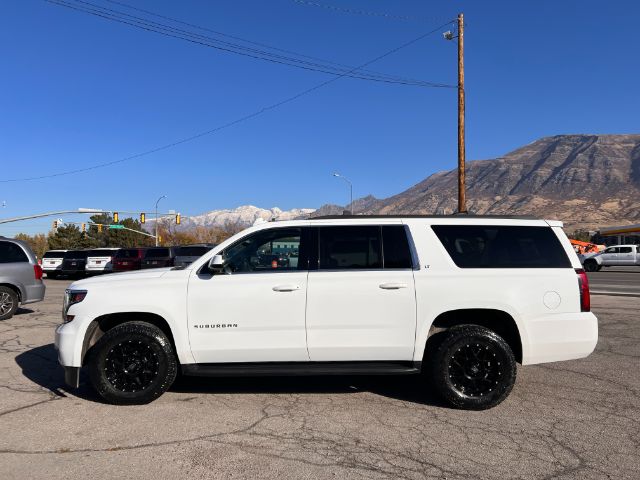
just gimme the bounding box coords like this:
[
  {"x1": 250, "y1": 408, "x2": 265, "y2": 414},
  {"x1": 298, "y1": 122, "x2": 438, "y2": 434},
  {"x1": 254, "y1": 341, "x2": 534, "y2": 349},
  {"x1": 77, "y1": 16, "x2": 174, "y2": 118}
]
[
  {"x1": 272, "y1": 284, "x2": 301, "y2": 292},
  {"x1": 379, "y1": 282, "x2": 408, "y2": 290}
]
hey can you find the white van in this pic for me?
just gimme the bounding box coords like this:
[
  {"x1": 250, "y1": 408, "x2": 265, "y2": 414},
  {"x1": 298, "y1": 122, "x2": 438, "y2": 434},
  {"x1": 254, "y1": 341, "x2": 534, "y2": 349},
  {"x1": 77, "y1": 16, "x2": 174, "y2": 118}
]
[
  {"x1": 55, "y1": 216, "x2": 597, "y2": 409},
  {"x1": 85, "y1": 248, "x2": 119, "y2": 275}
]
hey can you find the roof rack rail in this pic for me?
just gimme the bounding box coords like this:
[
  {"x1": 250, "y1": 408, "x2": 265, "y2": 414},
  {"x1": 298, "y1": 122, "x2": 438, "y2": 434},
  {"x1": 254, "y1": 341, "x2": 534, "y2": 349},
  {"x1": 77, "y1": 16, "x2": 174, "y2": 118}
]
[{"x1": 309, "y1": 214, "x2": 540, "y2": 220}]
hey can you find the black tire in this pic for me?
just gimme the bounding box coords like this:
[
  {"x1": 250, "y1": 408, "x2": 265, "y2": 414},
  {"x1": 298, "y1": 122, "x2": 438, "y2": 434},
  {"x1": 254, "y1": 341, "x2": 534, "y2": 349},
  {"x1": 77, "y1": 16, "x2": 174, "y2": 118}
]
[
  {"x1": 428, "y1": 325, "x2": 516, "y2": 410},
  {"x1": 596, "y1": 265, "x2": 603, "y2": 271},
  {"x1": 47, "y1": 272, "x2": 58, "y2": 279},
  {"x1": 583, "y1": 260, "x2": 598, "y2": 272},
  {"x1": 0, "y1": 286, "x2": 19, "y2": 321},
  {"x1": 88, "y1": 321, "x2": 177, "y2": 405}
]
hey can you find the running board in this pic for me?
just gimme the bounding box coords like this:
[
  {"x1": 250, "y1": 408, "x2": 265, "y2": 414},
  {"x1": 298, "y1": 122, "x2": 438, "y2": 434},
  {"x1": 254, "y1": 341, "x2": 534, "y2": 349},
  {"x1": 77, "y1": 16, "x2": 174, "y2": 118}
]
[{"x1": 181, "y1": 361, "x2": 421, "y2": 377}]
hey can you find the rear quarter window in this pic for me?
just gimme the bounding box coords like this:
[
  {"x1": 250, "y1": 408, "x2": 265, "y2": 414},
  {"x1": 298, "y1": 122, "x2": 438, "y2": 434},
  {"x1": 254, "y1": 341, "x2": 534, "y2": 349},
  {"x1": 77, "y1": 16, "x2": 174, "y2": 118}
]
[
  {"x1": 431, "y1": 225, "x2": 571, "y2": 268},
  {"x1": 0, "y1": 242, "x2": 29, "y2": 263}
]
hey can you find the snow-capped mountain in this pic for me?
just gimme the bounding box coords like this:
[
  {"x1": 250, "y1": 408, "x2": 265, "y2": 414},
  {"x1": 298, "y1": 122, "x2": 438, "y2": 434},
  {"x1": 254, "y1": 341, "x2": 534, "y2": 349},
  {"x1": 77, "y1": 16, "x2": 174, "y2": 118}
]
[{"x1": 171, "y1": 205, "x2": 316, "y2": 230}]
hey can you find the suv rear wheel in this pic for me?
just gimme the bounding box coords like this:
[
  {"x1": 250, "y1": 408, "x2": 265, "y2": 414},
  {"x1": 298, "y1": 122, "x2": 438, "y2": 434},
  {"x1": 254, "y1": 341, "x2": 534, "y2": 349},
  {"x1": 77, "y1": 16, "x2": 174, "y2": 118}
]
[
  {"x1": 0, "y1": 286, "x2": 19, "y2": 320},
  {"x1": 428, "y1": 325, "x2": 516, "y2": 410},
  {"x1": 88, "y1": 321, "x2": 177, "y2": 405}
]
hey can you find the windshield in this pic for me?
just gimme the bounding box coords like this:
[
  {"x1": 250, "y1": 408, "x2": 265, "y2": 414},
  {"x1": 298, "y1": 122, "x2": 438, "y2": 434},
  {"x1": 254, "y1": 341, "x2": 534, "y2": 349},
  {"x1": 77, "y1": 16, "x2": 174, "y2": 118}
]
[
  {"x1": 145, "y1": 248, "x2": 170, "y2": 258},
  {"x1": 43, "y1": 251, "x2": 65, "y2": 258},
  {"x1": 176, "y1": 246, "x2": 212, "y2": 257}
]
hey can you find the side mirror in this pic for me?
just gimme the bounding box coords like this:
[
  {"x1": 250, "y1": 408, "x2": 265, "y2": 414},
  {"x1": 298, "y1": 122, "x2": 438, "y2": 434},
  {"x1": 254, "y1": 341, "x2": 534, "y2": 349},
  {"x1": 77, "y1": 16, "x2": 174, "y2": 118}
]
[{"x1": 208, "y1": 254, "x2": 226, "y2": 274}]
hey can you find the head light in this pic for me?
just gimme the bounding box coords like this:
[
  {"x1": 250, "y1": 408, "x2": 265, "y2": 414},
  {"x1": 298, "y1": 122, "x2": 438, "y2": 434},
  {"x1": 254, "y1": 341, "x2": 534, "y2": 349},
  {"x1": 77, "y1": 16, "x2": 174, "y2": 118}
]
[{"x1": 62, "y1": 289, "x2": 87, "y2": 322}]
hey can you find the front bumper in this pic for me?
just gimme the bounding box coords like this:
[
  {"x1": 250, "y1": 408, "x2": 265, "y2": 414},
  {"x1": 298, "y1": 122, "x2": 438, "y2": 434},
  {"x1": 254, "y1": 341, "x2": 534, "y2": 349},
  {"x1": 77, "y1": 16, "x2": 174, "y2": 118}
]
[
  {"x1": 55, "y1": 322, "x2": 83, "y2": 388},
  {"x1": 523, "y1": 312, "x2": 598, "y2": 365},
  {"x1": 55, "y1": 321, "x2": 83, "y2": 367}
]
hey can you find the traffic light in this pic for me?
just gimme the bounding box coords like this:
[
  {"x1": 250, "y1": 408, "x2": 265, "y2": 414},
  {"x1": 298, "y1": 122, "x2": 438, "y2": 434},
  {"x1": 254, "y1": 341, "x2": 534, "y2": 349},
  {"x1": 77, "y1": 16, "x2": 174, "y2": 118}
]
[
  {"x1": 113, "y1": 212, "x2": 119, "y2": 223},
  {"x1": 52, "y1": 220, "x2": 58, "y2": 229},
  {"x1": 140, "y1": 212, "x2": 145, "y2": 224},
  {"x1": 97, "y1": 224, "x2": 103, "y2": 233},
  {"x1": 175, "y1": 213, "x2": 181, "y2": 225},
  {"x1": 81, "y1": 223, "x2": 86, "y2": 233}
]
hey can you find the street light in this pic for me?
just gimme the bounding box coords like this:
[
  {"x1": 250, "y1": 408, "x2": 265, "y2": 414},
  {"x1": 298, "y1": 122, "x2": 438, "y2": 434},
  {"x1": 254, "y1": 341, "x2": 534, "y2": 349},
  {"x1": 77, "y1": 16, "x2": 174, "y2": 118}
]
[
  {"x1": 332, "y1": 173, "x2": 353, "y2": 215},
  {"x1": 154, "y1": 195, "x2": 166, "y2": 246}
]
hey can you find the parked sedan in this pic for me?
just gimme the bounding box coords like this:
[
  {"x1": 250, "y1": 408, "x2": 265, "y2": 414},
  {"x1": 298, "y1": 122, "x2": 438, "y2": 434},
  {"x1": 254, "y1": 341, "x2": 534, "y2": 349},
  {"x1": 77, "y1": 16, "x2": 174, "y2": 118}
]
[
  {"x1": 141, "y1": 247, "x2": 176, "y2": 269},
  {"x1": 112, "y1": 248, "x2": 146, "y2": 272}
]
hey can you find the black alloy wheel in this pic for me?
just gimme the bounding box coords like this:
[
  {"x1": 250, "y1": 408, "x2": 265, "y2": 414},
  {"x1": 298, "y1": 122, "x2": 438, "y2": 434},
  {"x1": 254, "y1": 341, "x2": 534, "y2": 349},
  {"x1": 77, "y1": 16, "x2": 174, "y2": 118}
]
[
  {"x1": 104, "y1": 340, "x2": 161, "y2": 393},
  {"x1": 89, "y1": 321, "x2": 177, "y2": 404},
  {"x1": 448, "y1": 342, "x2": 504, "y2": 398},
  {"x1": 428, "y1": 324, "x2": 516, "y2": 410}
]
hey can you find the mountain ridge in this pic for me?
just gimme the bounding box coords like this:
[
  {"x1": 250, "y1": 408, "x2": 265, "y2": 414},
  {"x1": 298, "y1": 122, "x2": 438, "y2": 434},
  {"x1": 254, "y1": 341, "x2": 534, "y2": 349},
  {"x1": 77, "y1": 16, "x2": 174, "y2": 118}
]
[{"x1": 318, "y1": 134, "x2": 640, "y2": 230}]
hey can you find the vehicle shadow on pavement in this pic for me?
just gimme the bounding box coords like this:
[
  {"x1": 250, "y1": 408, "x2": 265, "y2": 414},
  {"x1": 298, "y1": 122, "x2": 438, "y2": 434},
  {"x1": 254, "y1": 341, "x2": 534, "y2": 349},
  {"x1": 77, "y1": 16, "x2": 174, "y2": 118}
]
[
  {"x1": 15, "y1": 344, "x2": 99, "y2": 401},
  {"x1": 171, "y1": 375, "x2": 445, "y2": 407},
  {"x1": 14, "y1": 307, "x2": 35, "y2": 315},
  {"x1": 16, "y1": 344, "x2": 445, "y2": 407}
]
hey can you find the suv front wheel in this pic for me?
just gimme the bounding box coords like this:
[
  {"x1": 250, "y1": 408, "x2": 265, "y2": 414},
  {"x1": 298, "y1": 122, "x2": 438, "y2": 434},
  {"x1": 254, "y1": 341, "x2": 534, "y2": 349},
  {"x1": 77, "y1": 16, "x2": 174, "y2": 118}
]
[
  {"x1": 88, "y1": 321, "x2": 177, "y2": 405},
  {"x1": 428, "y1": 325, "x2": 516, "y2": 410}
]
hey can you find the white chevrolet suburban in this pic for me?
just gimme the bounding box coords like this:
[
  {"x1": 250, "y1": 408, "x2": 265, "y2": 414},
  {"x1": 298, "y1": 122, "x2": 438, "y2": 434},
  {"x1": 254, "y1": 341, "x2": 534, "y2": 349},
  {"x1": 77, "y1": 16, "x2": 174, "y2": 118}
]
[{"x1": 55, "y1": 216, "x2": 597, "y2": 409}]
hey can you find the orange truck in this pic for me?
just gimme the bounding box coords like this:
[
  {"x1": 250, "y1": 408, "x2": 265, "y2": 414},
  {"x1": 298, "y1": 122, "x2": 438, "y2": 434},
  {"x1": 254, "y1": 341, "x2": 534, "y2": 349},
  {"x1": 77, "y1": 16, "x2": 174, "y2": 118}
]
[{"x1": 569, "y1": 239, "x2": 605, "y2": 255}]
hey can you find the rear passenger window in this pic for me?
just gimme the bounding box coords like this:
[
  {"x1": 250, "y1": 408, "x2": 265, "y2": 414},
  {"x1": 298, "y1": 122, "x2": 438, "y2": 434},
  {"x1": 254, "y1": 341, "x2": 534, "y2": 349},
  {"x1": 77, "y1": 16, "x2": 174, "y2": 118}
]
[
  {"x1": 618, "y1": 247, "x2": 632, "y2": 253},
  {"x1": 0, "y1": 242, "x2": 29, "y2": 263},
  {"x1": 319, "y1": 226, "x2": 381, "y2": 269},
  {"x1": 382, "y1": 226, "x2": 413, "y2": 269},
  {"x1": 431, "y1": 225, "x2": 571, "y2": 268}
]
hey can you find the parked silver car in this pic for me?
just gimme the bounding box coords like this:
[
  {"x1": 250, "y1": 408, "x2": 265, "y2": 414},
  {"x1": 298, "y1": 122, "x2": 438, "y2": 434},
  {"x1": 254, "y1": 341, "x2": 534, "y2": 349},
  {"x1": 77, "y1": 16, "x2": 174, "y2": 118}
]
[{"x1": 0, "y1": 237, "x2": 46, "y2": 320}]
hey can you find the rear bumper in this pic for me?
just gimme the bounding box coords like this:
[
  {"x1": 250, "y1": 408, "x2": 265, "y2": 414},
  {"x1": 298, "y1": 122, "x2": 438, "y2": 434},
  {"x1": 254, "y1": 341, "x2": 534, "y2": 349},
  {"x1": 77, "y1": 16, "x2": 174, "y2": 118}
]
[
  {"x1": 85, "y1": 267, "x2": 112, "y2": 273},
  {"x1": 522, "y1": 312, "x2": 598, "y2": 365},
  {"x1": 22, "y1": 283, "x2": 45, "y2": 304},
  {"x1": 113, "y1": 264, "x2": 140, "y2": 272}
]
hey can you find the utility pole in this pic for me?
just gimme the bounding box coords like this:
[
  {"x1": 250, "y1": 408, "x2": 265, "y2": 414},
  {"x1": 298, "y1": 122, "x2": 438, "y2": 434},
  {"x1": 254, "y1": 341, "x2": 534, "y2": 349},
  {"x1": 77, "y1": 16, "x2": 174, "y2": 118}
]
[{"x1": 457, "y1": 13, "x2": 466, "y2": 213}]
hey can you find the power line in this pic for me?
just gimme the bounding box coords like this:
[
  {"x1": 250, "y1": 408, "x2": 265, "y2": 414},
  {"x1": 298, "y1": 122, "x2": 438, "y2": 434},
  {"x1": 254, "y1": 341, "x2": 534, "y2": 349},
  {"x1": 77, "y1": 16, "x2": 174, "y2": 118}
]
[
  {"x1": 2, "y1": 20, "x2": 455, "y2": 183},
  {"x1": 46, "y1": 0, "x2": 454, "y2": 88},
  {"x1": 104, "y1": 0, "x2": 445, "y2": 85}
]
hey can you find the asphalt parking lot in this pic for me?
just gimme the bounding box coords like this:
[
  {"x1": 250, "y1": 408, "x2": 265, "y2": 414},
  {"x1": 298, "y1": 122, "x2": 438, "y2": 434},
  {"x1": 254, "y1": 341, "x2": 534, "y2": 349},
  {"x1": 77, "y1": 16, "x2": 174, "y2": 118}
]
[
  {"x1": 588, "y1": 266, "x2": 640, "y2": 296},
  {"x1": 1, "y1": 279, "x2": 638, "y2": 479}
]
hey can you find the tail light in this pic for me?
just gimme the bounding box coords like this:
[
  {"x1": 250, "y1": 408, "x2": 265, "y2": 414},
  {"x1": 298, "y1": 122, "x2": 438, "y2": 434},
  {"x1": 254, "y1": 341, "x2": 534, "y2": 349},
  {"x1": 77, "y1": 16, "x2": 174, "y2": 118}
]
[
  {"x1": 575, "y1": 268, "x2": 590, "y2": 312},
  {"x1": 34, "y1": 264, "x2": 43, "y2": 280}
]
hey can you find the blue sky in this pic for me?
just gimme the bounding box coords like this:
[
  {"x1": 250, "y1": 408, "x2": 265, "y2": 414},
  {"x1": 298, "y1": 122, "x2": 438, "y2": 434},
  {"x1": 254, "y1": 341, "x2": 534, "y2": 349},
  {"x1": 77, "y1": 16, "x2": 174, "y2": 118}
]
[{"x1": 1, "y1": 0, "x2": 638, "y2": 235}]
